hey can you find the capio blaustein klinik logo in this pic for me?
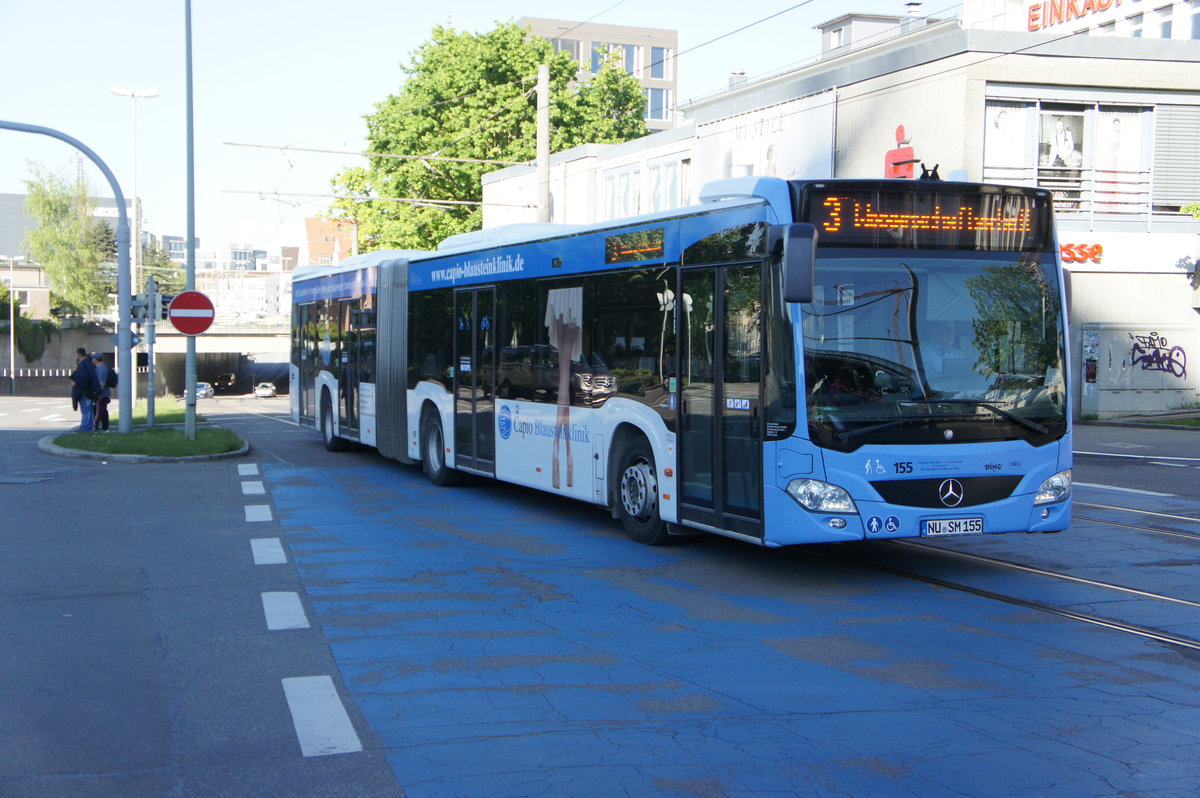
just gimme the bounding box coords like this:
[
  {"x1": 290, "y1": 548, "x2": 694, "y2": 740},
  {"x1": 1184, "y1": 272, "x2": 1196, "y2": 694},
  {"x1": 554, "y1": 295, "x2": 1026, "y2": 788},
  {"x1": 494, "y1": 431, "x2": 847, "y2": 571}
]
[
  {"x1": 497, "y1": 404, "x2": 590, "y2": 443},
  {"x1": 498, "y1": 405, "x2": 514, "y2": 440}
]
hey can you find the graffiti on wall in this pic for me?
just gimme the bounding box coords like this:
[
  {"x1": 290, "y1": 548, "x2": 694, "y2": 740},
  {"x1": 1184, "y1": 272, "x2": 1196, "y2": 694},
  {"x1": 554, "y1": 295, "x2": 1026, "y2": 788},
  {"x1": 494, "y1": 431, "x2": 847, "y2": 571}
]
[{"x1": 1128, "y1": 332, "x2": 1187, "y2": 378}]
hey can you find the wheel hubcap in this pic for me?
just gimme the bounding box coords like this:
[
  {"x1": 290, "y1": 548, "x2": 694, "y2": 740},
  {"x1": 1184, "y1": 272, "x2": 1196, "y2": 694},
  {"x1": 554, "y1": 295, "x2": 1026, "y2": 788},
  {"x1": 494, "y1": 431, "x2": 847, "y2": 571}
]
[{"x1": 620, "y1": 459, "x2": 657, "y2": 522}]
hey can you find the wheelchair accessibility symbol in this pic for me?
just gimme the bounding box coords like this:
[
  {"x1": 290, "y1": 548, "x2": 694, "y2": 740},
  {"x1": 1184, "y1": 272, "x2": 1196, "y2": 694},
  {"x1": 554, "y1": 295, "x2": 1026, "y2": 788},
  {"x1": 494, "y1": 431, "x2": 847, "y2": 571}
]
[{"x1": 867, "y1": 515, "x2": 901, "y2": 534}]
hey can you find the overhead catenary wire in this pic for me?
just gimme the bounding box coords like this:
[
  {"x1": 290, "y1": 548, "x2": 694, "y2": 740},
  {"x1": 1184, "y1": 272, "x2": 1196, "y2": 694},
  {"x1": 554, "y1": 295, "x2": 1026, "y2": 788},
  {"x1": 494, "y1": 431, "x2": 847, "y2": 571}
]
[
  {"x1": 225, "y1": 141, "x2": 528, "y2": 167},
  {"x1": 223, "y1": 189, "x2": 534, "y2": 209}
]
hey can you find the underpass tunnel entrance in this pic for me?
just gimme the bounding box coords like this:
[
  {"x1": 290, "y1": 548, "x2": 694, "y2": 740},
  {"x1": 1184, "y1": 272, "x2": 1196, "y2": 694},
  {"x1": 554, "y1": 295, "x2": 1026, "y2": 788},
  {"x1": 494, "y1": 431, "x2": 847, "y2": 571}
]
[{"x1": 152, "y1": 352, "x2": 290, "y2": 396}]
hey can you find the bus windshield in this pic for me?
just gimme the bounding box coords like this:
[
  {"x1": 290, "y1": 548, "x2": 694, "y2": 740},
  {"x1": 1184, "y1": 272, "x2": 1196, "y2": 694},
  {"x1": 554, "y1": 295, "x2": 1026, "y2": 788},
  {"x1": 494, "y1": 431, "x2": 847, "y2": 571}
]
[{"x1": 802, "y1": 251, "x2": 1067, "y2": 451}]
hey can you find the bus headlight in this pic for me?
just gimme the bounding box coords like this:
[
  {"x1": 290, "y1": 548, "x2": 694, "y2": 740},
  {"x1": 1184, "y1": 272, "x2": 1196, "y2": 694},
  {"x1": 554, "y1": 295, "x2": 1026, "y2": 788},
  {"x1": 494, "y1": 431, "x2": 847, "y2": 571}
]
[
  {"x1": 1034, "y1": 468, "x2": 1072, "y2": 505},
  {"x1": 786, "y1": 479, "x2": 859, "y2": 514}
]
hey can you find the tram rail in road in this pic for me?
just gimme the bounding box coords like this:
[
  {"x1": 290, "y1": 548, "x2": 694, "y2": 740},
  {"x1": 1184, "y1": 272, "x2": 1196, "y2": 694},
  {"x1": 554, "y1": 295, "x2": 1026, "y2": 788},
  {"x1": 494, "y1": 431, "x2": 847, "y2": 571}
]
[{"x1": 808, "y1": 532, "x2": 1200, "y2": 654}]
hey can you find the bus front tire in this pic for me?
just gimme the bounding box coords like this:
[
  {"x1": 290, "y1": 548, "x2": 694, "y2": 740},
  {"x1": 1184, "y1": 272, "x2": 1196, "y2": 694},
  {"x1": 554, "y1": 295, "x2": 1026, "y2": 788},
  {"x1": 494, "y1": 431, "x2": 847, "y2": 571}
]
[
  {"x1": 321, "y1": 394, "x2": 349, "y2": 452},
  {"x1": 421, "y1": 412, "x2": 462, "y2": 486},
  {"x1": 615, "y1": 438, "x2": 669, "y2": 545}
]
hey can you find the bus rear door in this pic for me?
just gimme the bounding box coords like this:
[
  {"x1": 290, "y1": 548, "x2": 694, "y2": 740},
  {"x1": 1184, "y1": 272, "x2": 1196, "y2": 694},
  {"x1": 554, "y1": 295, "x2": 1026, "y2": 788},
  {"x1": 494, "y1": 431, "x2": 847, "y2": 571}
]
[{"x1": 453, "y1": 287, "x2": 496, "y2": 475}]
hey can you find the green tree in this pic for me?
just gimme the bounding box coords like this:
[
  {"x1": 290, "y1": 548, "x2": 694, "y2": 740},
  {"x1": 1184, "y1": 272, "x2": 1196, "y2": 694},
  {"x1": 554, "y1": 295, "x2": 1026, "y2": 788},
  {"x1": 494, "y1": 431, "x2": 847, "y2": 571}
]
[
  {"x1": 331, "y1": 22, "x2": 649, "y2": 251},
  {"x1": 88, "y1": 221, "x2": 185, "y2": 295},
  {"x1": 23, "y1": 166, "x2": 113, "y2": 317},
  {"x1": 141, "y1": 240, "x2": 186, "y2": 294}
]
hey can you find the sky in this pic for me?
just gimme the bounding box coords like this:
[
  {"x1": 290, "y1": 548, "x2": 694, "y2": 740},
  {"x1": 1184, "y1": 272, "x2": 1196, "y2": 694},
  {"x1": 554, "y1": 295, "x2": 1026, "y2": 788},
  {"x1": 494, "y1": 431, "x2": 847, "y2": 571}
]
[{"x1": 0, "y1": 0, "x2": 923, "y2": 261}]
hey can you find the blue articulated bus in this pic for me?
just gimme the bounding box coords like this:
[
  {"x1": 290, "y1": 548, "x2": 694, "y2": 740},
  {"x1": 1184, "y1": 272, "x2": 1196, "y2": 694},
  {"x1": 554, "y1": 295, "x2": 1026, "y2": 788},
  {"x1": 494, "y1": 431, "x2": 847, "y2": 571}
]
[{"x1": 291, "y1": 176, "x2": 1071, "y2": 546}]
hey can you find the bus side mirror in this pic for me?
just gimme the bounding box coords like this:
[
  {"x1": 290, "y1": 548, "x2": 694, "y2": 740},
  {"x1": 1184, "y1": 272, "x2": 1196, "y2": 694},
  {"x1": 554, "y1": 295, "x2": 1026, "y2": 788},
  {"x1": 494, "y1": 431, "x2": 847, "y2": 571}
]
[{"x1": 776, "y1": 223, "x2": 817, "y2": 303}]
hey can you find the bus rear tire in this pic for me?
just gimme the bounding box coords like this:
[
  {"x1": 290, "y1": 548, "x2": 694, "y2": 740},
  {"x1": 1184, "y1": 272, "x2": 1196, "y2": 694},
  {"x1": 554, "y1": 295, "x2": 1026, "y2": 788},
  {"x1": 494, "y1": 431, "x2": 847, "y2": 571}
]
[
  {"x1": 421, "y1": 411, "x2": 462, "y2": 486},
  {"x1": 615, "y1": 438, "x2": 669, "y2": 545},
  {"x1": 321, "y1": 394, "x2": 350, "y2": 452}
]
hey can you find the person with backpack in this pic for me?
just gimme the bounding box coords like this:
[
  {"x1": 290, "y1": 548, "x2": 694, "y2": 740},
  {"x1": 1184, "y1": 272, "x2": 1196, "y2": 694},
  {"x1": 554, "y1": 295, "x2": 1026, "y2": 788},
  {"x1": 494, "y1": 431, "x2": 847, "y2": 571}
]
[
  {"x1": 91, "y1": 353, "x2": 116, "y2": 432},
  {"x1": 69, "y1": 347, "x2": 100, "y2": 432}
]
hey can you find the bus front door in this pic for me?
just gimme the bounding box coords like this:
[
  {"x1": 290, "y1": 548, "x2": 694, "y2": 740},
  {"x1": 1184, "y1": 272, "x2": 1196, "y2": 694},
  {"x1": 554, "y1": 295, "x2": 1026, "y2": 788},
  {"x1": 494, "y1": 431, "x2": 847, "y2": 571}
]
[
  {"x1": 678, "y1": 265, "x2": 764, "y2": 540},
  {"x1": 453, "y1": 288, "x2": 496, "y2": 475}
]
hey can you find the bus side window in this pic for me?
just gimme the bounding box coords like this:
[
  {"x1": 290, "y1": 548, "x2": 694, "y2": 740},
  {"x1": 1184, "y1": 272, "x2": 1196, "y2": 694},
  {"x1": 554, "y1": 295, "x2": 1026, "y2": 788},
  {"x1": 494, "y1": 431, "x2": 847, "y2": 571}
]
[
  {"x1": 497, "y1": 282, "x2": 538, "y2": 401},
  {"x1": 409, "y1": 288, "x2": 454, "y2": 390}
]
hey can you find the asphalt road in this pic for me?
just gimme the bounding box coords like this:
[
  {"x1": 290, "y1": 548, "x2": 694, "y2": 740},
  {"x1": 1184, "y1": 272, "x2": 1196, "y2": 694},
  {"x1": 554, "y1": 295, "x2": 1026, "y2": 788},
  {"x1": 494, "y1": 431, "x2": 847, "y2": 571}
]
[{"x1": 2, "y1": 397, "x2": 1198, "y2": 797}]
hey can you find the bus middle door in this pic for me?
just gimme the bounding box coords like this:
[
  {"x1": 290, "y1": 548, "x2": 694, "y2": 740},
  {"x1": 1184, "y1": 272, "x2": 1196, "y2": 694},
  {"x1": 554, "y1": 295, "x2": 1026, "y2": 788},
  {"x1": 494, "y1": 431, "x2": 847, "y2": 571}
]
[
  {"x1": 678, "y1": 264, "x2": 764, "y2": 540},
  {"x1": 453, "y1": 287, "x2": 496, "y2": 476}
]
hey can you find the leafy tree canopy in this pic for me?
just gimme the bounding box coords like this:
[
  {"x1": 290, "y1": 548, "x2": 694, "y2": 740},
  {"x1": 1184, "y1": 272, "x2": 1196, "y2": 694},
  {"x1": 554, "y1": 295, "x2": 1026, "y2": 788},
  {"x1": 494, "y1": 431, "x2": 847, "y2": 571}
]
[
  {"x1": 23, "y1": 166, "x2": 112, "y2": 317},
  {"x1": 331, "y1": 21, "x2": 649, "y2": 251}
]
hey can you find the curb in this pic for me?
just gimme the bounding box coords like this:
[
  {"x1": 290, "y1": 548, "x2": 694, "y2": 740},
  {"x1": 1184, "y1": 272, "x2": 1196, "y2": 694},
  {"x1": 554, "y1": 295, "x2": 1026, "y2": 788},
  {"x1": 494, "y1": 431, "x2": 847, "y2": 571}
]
[
  {"x1": 37, "y1": 428, "x2": 251, "y2": 463},
  {"x1": 1079, "y1": 419, "x2": 1200, "y2": 432}
]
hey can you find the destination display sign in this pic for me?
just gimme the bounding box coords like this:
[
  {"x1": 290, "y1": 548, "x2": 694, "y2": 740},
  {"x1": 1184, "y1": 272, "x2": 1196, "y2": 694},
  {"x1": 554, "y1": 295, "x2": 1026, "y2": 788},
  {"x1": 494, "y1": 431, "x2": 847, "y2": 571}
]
[{"x1": 800, "y1": 185, "x2": 1052, "y2": 251}]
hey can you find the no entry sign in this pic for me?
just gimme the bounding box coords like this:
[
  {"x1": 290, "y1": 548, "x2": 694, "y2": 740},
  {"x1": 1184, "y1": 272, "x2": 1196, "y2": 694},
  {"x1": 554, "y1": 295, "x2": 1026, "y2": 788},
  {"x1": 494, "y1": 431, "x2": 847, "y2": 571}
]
[{"x1": 167, "y1": 290, "x2": 215, "y2": 336}]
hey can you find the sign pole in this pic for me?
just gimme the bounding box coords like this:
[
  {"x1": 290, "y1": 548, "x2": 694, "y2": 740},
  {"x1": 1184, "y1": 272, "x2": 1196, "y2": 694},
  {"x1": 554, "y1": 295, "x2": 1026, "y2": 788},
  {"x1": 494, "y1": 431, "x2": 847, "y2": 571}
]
[{"x1": 184, "y1": 0, "x2": 197, "y2": 440}]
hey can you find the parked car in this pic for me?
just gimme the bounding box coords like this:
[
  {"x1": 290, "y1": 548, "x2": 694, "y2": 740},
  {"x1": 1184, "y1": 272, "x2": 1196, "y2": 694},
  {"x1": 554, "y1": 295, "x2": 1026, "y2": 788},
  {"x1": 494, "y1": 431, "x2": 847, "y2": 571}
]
[
  {"x1": 213, "y1": 373, "x2": 236, "y2": 393},
  {"x1": 253, "y1": 382, "x2": 277, "y2": 398}
]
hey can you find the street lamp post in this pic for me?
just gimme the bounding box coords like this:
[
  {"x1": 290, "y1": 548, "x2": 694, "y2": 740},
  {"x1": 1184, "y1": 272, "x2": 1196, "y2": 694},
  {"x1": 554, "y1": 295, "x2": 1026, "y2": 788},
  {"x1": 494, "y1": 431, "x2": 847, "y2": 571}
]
[
  {"x1": 3, "y1": 255, "x2": 26, "y2": 395},
  {"x1": 110, "y1": 86, "x2": 158, "y2": 300}
]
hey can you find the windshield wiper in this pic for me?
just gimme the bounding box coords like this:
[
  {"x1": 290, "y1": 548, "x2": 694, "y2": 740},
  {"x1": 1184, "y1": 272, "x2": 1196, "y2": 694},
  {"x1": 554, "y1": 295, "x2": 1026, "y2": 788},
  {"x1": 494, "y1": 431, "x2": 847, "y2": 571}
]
[
  {"x1": 929, "y1": 399, "x2": 1049, "y2": 435},
  {"x1": 833, "y1": 414, "x2": 961, "y2": 442}
]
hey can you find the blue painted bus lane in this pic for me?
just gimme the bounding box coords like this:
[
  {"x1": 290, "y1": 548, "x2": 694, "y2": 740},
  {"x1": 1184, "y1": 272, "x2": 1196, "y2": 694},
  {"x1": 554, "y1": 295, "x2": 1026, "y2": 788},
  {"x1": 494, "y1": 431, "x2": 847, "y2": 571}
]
[{"x1": 267, "y1": 463, "x2": 1200, "y2": 797}]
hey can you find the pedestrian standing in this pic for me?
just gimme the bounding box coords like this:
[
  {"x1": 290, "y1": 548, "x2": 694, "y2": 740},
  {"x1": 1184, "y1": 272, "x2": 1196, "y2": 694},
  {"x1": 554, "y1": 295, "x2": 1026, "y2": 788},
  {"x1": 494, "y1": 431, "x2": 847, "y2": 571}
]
[
  {"x1": 69, "y1": 347, "x2": 100, "y2": 432},
  {"x1": 91, "y1": 353, "x2": 112, "y2": 432}
]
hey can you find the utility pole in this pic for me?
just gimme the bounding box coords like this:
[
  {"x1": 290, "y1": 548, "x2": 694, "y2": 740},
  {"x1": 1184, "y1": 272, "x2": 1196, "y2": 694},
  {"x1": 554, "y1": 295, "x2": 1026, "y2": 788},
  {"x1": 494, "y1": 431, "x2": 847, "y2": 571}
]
[{"x1": 536, "y1": 64, "x2": 550, "y2": 223}]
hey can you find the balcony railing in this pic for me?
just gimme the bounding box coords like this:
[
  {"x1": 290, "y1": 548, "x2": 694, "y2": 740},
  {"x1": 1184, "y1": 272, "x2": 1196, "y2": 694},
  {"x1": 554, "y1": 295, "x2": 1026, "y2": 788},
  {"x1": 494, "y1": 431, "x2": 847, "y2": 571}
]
[{"x1": 981, "y1": 165, "x2": 1174, "y2": 228}]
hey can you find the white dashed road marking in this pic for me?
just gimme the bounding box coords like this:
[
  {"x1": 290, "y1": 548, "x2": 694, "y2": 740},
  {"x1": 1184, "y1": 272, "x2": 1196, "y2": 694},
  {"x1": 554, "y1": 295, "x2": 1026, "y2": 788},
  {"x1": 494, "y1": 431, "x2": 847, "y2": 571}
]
[
  {"x1": 242, "y1": 480, "x2": 266, "y2": 495},
  {"x1": 281, "y1": 676, "x2": 363, "y2": 757},
  {"x1": 238, "y1": 464, "x2": 260, "y2": 476},
  {"x1": 251, "y1": 538, "x2": 287, "y2": 565},
  {"x1": 245, "y1": 504, "x2": 273, "y2": 522},
  {"x1": 261, "y1": 592, "x2": 310, "y2": 630}
]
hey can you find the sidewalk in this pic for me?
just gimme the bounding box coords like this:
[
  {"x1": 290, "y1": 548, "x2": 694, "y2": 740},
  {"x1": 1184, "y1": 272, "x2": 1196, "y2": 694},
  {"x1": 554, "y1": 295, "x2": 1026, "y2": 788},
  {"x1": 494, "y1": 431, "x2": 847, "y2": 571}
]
[{"x1": 1081, "y1": 410, "x2": 1200, "y2": 431}]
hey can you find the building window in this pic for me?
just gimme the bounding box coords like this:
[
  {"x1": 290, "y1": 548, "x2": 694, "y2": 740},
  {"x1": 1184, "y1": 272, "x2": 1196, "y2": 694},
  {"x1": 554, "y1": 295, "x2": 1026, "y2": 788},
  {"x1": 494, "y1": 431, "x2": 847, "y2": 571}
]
[
  {"x1": 552, "y1": 38, "x2": 580, "y2": 61},
  {"x1": 604, "y1": 169, "x2": 640, "y2": 220},
  {"x1": 648, "y1": 161, "x2": 680, "y2": 212},
  {"x1": 1129, "y1": 12, "x2": 1144, "y2": 37},
  {"x1": 591, "y1": 42, "x2": 610, "y2": 73},
  {"x1": 649, "y1": 46, "x2": 671, "y2": 79},
  {"x1": 1097, "y1": 20, "x2": 1116, "y2": 34},
  {"x1": 621, "y1": 44, "x2": 638, "y2": 74},
  {"x1": 983, "y1": 103, "x2": 1033, "y2": 171},
  {"x1": 644, "y1": 88, "x2": 671, "y2": 121},
  {"x1": 1192, "y1": 0, "x2": 1200, "y2": 38},
  {"x1": 830, "y1": 27, "x2": 845, "y2": 48},
  {"x1": 1157, "y1": 5, "x2": 1173, "y2": 36}
]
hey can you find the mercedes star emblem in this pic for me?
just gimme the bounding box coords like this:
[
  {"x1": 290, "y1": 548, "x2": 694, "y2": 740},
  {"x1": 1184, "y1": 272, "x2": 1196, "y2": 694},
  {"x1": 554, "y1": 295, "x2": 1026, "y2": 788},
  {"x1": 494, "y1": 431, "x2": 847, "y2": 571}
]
[{"x1": 938, "y1": 479, "x2": 964, "y2": 507}]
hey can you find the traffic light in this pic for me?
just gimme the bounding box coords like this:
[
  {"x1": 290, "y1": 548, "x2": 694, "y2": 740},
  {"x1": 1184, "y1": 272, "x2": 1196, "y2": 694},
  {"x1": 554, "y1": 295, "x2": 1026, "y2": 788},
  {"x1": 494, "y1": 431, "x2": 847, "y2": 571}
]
[
  {"x1": 131, "y1": 293, "x2": 148, "y2": 321},
  {"x1": 154, "y1": 293, "x2": 175, "y2": 320}
]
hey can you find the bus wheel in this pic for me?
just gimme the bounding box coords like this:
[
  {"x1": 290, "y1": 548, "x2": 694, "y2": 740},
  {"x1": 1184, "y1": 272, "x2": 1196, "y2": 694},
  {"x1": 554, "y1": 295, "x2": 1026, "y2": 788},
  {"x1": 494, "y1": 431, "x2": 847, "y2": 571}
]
[
  {"x1": 616, "y1": 438, "x2": 669, "y2": 545},
  {"x1": 321, "y1": 394, "x2": 349, "y2": 452},
  {"x1": 421, "y1": 411, "x2": 462, "y2": 486}
]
